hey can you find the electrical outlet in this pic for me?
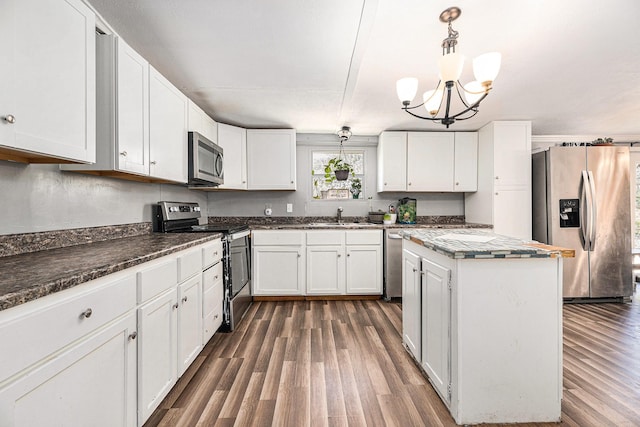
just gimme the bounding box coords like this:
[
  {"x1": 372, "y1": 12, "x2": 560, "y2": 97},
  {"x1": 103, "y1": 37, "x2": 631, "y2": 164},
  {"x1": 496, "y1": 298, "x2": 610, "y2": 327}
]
[
  {"x1": 286, "y1": 203, "x2": 293, "y2": 213},
  {"x1": 264, "y1": 203, "x2": 272, "y2": 216}
]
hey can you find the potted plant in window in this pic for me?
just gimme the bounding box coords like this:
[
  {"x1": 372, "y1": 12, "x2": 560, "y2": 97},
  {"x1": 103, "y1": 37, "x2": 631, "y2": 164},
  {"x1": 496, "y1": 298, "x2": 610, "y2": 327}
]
[
  {"x1": 350, "y1": 177, "x2": 362, "y2": 199},
  {"x1": 324, "y1": 157, "x2": 354, "y2": 183}
]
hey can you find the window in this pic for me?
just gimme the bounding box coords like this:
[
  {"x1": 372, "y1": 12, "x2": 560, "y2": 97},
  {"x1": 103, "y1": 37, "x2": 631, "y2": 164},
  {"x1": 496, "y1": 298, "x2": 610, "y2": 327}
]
[{"x1": 311, "y1": 150, "x2": 364, "y2": 200}]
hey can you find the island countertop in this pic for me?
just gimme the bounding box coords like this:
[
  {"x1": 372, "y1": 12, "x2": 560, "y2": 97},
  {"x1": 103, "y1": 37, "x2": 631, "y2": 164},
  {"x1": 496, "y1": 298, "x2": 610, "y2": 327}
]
[{"x1": 399, "y1": 228, "x2": 574, "y2": 259}]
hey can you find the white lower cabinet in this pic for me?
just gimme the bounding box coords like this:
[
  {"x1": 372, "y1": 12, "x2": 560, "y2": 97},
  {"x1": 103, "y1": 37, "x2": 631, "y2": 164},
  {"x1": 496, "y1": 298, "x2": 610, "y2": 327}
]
[
  {"x1": 177, "y1": 274, "x2": 203, "y2": 376},
  {"x1": 252, "y1": 229, "x2": 382, "y2": 296},
  {"x1": 202, "y1": 261, "x2": 224, "y2": 344},
  {"x1": 137, "y1": 288, "x2": 178, "y2": 425},
  {"x1": 0, "y1": 313, "x2": 137, "y2": 427},
  {"x1": 402, "y1": 249, "x2": 421, "y2": 361}
]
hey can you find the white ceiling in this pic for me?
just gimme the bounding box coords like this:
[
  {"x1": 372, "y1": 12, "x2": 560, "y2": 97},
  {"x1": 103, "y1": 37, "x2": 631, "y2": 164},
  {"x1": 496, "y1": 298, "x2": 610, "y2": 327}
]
[{"x1": 86, "y1": 0, "x2": 640, "y2": 137}]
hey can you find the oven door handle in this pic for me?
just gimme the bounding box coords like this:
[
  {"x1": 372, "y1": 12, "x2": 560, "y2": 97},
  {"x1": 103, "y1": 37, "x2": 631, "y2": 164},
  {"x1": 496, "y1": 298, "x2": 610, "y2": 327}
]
[{"x1": 229, "y1": 229, "x2": 250, "y2": 240}]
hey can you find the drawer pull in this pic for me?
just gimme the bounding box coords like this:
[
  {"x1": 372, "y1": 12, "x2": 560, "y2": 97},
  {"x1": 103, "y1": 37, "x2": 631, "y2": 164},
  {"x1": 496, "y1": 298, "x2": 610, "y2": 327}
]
[
  {"x1": 80, "y1": 308, "x2": 93, "y2": 319},
  {"x1": 128, "y1": 331, "x2": 138, "y2": 341},
  {"x1": 214, "y1": 314, "x2": 219, "y2": 319},
  {"x1": 182, "y1": 296, "x2": 188, "y2": 303}
]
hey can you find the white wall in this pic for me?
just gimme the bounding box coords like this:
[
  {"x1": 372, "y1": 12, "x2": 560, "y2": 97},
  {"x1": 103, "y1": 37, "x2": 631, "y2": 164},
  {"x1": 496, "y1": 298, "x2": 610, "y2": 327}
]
[
  {"x1": 207, "y1": 135, "x2": 464, "y2": 218},
  {"x1": 0, "y1": 162, "x2": 207, "y2": 235}
]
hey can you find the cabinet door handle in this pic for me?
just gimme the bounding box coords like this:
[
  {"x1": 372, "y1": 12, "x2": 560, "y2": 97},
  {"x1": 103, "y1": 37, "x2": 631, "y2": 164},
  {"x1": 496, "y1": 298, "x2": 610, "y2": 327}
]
[
  {"x1": 172, "y1": 303, "x2": 179, "y2": 310},
  {"x1": 214, "y1": 275, "x2": 218, "y2": 280},
  {"x1": 347, "y1": 253, "x2": 351, "y2": 257},
  {"x1": 337, "y1": 254, "x2": 342, "y2": 258},
  {"x1": 242, "y1": 180, "x2": 246, "y2": 184},
  {"x1": 214, "y1": 314, "x2": 219, "y2": 319},
  {"x1": 297, "y1": 253, "x2": 301, "y2": 258},
  {"x1": 455, "y1": 182, "x2": 459, "y2": 186},
  {"x1": 290, "y1": 181, "x2": 294, "y2": 184},
  {"x1": 3, "y1": 114, "x2": 15, "y2": 124},
  {"x1": 150, "y1": 160, "x2": 157, "y2": 165},
  {"x1": 495, "y1": 176, "x2": 499, "y2": 180},
  {"x1": 79, "y1": 308, "x2": 93, "y2": 319},
  {"x1": 408, "y1": 182, "x2": 412, "y2": 186},
  {"x1": 182, "y1": 296, "x2": 188, "y2": 303},
  {"x1": 128, "y1": 331, "x2": 138, "y2": 341},
  {"x1": 119, "y1": 151, "x2": 127, "y2": 156}
]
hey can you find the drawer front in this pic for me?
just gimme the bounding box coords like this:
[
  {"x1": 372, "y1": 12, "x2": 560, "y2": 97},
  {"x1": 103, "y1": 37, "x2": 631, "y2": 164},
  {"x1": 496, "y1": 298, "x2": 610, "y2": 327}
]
[
  {"x1": 137, "y1": 258, "x2": 178, "y2": 303},
  {"x1": 203, "y1": 262, "x2": 223, "y2": 291},
  {"x1": 0, "y1": 274, "x2": 136, "y2": 382},
  {"x1": 252, "y1": 230, "x2": 304, "y2": 246},
  {"x1": 178, "y1": 248, "x2": 202, "y2": 282},
  {"x1": 202, "y1": 239, "x2": 223, "y2": 269},
  {"x1": 202, "y1": 280, "x2": 224, "y2": 345},
  {"x1": 306, "y1": 230, "x2": 345, "y2": 246},
  {"x1": 345, "y1": 230, "x2": 382, "y2": 245}
]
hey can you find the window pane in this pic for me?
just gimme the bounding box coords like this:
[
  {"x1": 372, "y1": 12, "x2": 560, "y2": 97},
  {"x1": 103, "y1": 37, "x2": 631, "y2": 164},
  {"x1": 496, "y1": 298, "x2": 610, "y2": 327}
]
[{"x1": 311, "y1": 150, "x2": 364, "y2": 200}]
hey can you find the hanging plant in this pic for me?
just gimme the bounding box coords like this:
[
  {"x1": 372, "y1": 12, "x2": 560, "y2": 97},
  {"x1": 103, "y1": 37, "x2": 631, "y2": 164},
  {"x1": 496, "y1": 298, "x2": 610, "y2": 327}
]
[{"x1": 324, "y1": 157, "x2": 354, "y2": 183}]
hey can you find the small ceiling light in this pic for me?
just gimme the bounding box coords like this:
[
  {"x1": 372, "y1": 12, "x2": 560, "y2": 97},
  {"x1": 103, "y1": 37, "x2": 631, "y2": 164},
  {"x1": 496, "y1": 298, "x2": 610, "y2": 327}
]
[
  {"x1": 396, "y1": 6, "x2": 501, "y2": 128},
  {"x1": 337, "y1": 126, "x2": 352, "y2": 142}
]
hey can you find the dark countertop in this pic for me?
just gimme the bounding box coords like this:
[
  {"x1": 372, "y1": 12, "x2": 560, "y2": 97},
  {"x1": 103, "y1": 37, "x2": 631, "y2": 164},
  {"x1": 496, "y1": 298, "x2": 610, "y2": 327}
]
[{"x1": 0, "y1": 233, "x2": 222, "y2": 312}]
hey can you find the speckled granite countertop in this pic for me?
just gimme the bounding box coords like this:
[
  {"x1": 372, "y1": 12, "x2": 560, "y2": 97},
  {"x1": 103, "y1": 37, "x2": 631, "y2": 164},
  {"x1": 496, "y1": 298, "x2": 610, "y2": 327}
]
[
  {"x1": 0, "y1": 233, "x2": 221, "y2": 312},
  {"x1": 400, "y1": 228, "x2": 570, "y2": 259}
]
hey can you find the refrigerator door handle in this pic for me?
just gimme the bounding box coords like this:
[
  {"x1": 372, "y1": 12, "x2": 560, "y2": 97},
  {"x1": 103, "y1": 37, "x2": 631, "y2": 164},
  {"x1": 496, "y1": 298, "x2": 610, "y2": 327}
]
[
  {"x1": 580, "y1": 170, "x2": 591, "y2": 251},
  {"x1": 587, "y1": 170, "x2": 597, "y2": 251}
]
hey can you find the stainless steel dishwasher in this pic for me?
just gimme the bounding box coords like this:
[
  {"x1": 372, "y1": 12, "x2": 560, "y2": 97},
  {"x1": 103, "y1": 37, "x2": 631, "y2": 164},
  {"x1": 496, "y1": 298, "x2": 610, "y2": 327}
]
[{"x1": 383, "y1": 229, "x2": 403, "y2": 300}]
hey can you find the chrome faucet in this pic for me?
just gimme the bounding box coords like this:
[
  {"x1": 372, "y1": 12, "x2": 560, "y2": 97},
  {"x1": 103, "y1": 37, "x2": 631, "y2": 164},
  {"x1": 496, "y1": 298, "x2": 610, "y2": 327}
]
[{"x1": 337, "y1": 206, "x2": 343, "y2": 224}]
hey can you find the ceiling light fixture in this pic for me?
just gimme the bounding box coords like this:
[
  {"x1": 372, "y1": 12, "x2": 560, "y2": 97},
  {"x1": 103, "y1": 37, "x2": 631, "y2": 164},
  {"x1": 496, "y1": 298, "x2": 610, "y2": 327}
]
[
  {"x1": 337, "y1": 126, "x2": 352, "y2": 142},
  {"x1": 396, "y1": 6, "x2": 501, "y2": 128}
]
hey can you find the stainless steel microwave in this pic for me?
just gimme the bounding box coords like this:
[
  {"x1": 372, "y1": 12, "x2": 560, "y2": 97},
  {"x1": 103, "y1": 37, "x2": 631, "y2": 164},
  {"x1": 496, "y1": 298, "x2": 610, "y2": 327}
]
[{"x1": 188, "y1": 131, "x2": 224, "y2": 186}]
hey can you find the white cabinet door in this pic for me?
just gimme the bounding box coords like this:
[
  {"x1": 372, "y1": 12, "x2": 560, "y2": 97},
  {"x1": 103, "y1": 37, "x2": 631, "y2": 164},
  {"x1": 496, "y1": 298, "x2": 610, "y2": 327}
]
[
  {"x1": 377, "y1": 131, "x2": 407, "y2": 192},
  {"x1": 188, "y1": 100, "x2": 218, "y2": 144},
  {"x1": 453, "y1": 132, "x2": 478, "y2": 192},
  {"x1": 246, "y1": 129, "x2": 296, "y2": 190},
  {"x1": 149, "y1": 66, "x2": 188, "y2": 183},
  {"x1": 177, "y1": 274, "x2": 203, "y2": 377},
  {"x1": 0, "y1": 313, "x2": 137, "y2": 427},
  {"x1": 115, "y1": 37, "x2": 149, "y2": 175},
  {"x1": 217, "y1": 123, "x2": 247, "y2": 190},
  {"x1": 402, "y1": 249, "x2": 421, "y2": 361},
  {"x1": 493, "y1": 122, "x2": 532, "y2": 188},
  {"x1": 137, "y1": 288, "x2": 178, "y2": 426},
  {"x1": 493, "y1": 188, "x2": 532, "y2": 240},
  {"x1": 252, "y1": 246, "x2": 305, "y2": 295},
  {"x1": 421, "y1": 257, "x2": 451, "y2": 404},
  {"x1": 306, "y1": 246, "x2": 345, "y2": 295},
  {"x1": 345, "y1": 245, "x2": 382, "y2": 294},
  {"x1": 0, "y1": 0, "x2": 95, "y2": 163},
  {"x1": 407, "y1": 132, "x2": 455, "y2": 191}
]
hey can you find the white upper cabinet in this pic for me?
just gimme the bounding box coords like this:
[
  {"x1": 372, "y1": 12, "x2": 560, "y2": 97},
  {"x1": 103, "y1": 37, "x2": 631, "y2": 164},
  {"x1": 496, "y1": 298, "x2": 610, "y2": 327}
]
[
  {"x1": 149, "y1": 66, "x2": 188, "y2": 183},
  {"x1": 378, "y1": 131, "x2": 477, "y2": 192},
  {"x1": 377, "y1": 131, "x2": 407, "y2": 192},
  {"x1": 453, "y1": 132, "x2": 478, "y2": 192},
  {"x1": 246, "y1": 129, "x2": 296, "y2": 190},
  {"x1": 187, "y1": 100, "x2": 218, "y2": 144},
  {"x1": 0, "y1": 0, "x2": 95, "y2": 163},
  {"x1": 217, "y1": 123, "x2": 247, "y2": 190},
  {"x1": 407, "y1": 132, "x2": 455, "y2": 191}
]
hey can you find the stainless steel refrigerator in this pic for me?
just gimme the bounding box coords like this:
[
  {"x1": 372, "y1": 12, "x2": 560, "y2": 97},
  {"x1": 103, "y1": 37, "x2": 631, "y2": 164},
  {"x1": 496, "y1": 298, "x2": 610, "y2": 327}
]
[{"x1": 532, "y1": 145, "x2": 632, "y2": 300}]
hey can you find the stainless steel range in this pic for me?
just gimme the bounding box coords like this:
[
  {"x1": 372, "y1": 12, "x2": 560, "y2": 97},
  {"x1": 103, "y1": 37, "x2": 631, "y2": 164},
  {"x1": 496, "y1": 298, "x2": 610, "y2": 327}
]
[{"x1": 152, "y1": 201, "x2": 251, "y2": 331}]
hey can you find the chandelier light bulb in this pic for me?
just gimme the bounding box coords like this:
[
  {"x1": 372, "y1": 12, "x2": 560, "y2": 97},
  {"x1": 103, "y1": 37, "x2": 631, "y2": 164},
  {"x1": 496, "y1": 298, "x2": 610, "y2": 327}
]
[
  {"x1": 473, "y1": 52, "x2": 501, "y2": 87},
  {"x1": 463, "y1": 81, "x2": 485, "y2": 106},
  {"x1": 423, "y1": 89, "x2": 444, "y2": 116},
  {"x1": 438, "y1": 52, "x2": 465, "y2": 83},
  {"x1": 396, "y1": 77, "x2": 419, "y2": 104}
]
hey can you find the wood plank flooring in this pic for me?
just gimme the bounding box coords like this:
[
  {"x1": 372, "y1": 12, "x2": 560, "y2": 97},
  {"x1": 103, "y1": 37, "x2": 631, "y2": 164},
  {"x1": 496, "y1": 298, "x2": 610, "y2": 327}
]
[{"x1": 144, "y1": 297, "x2": 640, "y2": 427}]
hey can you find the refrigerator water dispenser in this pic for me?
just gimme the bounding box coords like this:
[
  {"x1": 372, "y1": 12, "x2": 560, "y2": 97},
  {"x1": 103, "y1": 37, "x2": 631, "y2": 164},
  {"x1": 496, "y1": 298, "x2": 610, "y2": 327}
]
[{"x1": 559, "y1": 199, "x2": 580, "y2": 228}]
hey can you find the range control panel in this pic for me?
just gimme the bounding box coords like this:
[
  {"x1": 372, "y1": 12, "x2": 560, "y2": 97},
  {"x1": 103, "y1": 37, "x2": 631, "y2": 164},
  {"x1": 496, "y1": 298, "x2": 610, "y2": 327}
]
[{"x1": 158, "y1": 201, "x2": 202, "y2": 221}]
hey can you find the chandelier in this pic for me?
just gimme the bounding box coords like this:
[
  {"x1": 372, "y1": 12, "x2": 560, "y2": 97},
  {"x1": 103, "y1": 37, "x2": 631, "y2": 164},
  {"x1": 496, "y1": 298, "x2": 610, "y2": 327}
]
[{"x1": 396, "y1": 6, "x2": 501, "y2": 128}]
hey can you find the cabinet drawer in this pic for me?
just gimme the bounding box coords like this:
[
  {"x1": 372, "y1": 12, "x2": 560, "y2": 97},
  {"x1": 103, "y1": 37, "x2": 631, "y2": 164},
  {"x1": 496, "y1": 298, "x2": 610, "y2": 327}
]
[
  {"x1": 346, "y1": 230, "x2": 382, "y2": 245},
  {"x1": 203, "y1": 262, "x2": 223, "y2": 291},
  {"x1": 137, "y1": 258, "x2": 178, "y2": 303},
  {"x1": 252, "y1": 230, "x2": 303, "y2": 246},
  {"x1": 202, "y1": 239, "x2": 223, "y2": 269},
  {"x1": 0, "y1": 274, "x2": 136, "y2": 382},
  {"x1": 178, "y1": 248, "x2": 202, "y2": 282},
  {"x1": 306, "y1": 230, "x2": 345, "y2": 245}
]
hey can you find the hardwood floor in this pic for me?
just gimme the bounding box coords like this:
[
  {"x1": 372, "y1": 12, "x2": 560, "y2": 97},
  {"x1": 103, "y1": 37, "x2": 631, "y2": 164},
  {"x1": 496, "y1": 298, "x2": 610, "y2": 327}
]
[{"x1": 145, "y1": 297, "x2": 640, "y2": 427}]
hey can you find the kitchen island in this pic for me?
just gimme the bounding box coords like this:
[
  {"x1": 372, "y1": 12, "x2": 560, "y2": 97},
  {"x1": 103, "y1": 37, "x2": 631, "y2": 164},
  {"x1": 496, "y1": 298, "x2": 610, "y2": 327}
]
[{"x1": 400, "y1": 228, "x2": 571, "y2": 425}]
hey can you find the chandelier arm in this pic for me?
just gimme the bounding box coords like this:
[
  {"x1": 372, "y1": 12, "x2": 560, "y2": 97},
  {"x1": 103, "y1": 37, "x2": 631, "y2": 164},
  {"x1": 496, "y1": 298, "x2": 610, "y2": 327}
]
[
  {"x1": 449, "y1": 92, "x2": 489, "y2": 120},
  {"x1": 400, "y1": 107, "x2": 440, "y2": 122}
]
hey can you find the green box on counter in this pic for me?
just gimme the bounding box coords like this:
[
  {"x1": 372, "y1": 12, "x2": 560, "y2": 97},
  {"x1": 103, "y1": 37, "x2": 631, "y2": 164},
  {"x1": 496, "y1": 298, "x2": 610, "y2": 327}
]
[{"x1": 397, "y1": 197, "x2": 416, "y2": 224}]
